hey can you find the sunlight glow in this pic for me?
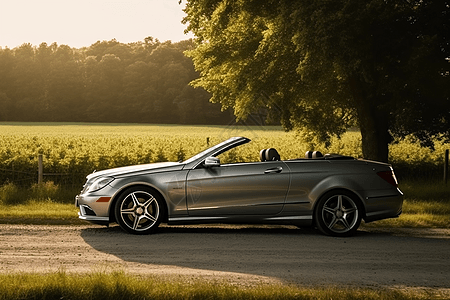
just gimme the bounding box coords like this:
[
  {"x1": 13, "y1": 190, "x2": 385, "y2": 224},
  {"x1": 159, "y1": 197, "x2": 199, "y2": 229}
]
[{"x1": 0, "y1": 0, "x2": 194, "y2": 49}]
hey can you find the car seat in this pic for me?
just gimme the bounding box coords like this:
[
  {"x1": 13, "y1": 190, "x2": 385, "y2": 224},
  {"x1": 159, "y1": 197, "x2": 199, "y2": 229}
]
[
  {"x1": 260, "y1": 149, "x2": 267, "y2": 162},
  {"x1": 265, "y1": 148, "x2": 280, "y2": 161},
  {"x1": 312, "y1": 151, "x2": 323, "y2": 158}
]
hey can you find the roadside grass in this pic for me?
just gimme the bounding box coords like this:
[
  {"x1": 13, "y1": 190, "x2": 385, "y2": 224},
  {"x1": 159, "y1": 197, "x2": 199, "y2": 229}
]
[
  {"x1": 0, "y1": 271, "x2": 443, "y2": 300},
  {"x1": 363, "y1": 180, "x2": 450, "y2": 228},
  {"x1": 0, "y1": 199, "x2": 81, "y2": 225},
  {"x1": 0, "y1": 180, "x2": 449, "y2": 228},
  {"x1": 0, "y1": 181, "x2": 81, "y2": 225}
]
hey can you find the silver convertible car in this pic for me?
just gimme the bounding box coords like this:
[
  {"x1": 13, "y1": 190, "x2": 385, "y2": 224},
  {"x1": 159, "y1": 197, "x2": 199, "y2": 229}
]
[{"x1": 75, "y1": 137, "x2": 403, "y2": 237}]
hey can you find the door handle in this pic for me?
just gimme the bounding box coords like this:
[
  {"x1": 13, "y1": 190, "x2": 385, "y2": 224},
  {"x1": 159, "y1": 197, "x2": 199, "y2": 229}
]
[{"x1": 264, "y1": 166, "x2": 283, "y2": 174}]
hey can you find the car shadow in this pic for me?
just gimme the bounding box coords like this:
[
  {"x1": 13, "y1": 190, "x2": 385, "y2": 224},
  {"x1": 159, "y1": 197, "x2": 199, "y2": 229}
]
[{"x1": 80, "y1": 224, "x2": 450, "y2": 288}]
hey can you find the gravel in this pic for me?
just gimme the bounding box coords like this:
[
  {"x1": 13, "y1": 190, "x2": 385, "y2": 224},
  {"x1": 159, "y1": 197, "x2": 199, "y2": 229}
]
[{"x1": 1, "y1": 224, "x2": 449, "y2": 293}]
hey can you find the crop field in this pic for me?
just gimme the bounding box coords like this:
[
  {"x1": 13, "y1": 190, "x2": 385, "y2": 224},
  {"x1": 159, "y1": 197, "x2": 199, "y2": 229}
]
[{"x1": 1, "y1": 122, "x2": 449, "y2": 187}]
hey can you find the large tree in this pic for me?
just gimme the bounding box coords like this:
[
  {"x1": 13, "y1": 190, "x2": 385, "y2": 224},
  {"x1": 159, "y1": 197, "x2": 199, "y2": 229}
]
[{"x1": 183, "y1": 0, "x2": 450, "y2": 162}]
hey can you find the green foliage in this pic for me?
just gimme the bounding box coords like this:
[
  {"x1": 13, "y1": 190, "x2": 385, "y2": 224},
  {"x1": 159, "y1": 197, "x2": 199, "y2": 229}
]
[
  {"x1": 0, "y1": 181, "x2": 78, "y2": 205},
  {"x1": 184, "y1": 0, "x2": 450, "y2": 162},
  {"x1": 0, "y1": 271, "x2": 432, "y2": 300},
  {"x1": 175, "y1": 146, "x2": 187, "y2": 162},
  {"x1": 155, "y1": 148, "x2": 168, "y2": 162},
  {"x1": 0, "y1": 39, "x2": 230, "y2": 125},
  {"x1": 30, "y1": 181, "x2": 59, "y2": 201},
  {"x1": 0, "y1": 182, "x2": 20, "y2": 205}
]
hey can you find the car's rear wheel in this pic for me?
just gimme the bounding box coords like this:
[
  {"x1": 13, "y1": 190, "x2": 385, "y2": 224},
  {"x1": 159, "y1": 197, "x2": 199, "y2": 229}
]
[
  {"x1": 314, "y1": 190, "x2": 362, "y2": 237},
  {"x1": 114, "y1": 186, "x2": 165, "y2": 235}
]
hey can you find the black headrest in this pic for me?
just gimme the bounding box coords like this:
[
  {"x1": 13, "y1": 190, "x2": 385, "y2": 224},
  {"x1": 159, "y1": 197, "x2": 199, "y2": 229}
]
[
  {"x1": 265, "y1": 148, "x2": 280, "y2": 161},
  {"x1": 259, "y1": 149, "x2": 267, "y2": 162},
  {"x1": 305, "y1": 150, "x2": 323, "y2": 159},
  {"x1": 312, "y1": 151, "x2": 323, "y2": 158}
]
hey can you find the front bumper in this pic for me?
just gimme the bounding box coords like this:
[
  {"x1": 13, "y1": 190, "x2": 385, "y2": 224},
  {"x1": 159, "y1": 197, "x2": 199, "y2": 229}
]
[{"x1": 75, "y1": 194, "x2": 112, "y2": 225}]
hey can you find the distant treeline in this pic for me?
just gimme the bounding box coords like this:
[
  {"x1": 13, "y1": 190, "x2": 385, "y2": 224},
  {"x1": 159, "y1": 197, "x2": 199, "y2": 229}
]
[{"x1": 0, "y1": 38, "x2": 233, "y2": 124}]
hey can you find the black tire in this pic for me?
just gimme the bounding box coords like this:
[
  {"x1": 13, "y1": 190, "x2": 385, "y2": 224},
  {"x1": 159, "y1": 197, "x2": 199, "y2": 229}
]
[
  {"x1": 114, "y1": 186, "x2": 165, "y2": 235},
  {"x1": 314, "y1": 190, "x2": 362, "y2": 237}
]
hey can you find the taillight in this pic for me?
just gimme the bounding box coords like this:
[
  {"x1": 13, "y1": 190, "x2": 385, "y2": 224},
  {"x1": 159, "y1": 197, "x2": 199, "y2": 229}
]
[{"x1": 377, "y1": 170, "x2": 398, "y2": 187}]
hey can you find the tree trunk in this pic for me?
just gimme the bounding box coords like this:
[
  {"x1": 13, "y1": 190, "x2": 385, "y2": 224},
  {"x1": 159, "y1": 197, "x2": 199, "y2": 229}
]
[
  {"x1": 350, "y1": 76, "x2": 391, "y2": 163},
  {"x1": 357, "y1": 102, "x2": 390, "y2": 163}
]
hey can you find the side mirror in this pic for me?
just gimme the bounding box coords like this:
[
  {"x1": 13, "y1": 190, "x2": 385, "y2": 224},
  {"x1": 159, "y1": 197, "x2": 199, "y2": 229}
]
[{"x1": 204, "y1": 157, "x2": 220, "y2": 168}]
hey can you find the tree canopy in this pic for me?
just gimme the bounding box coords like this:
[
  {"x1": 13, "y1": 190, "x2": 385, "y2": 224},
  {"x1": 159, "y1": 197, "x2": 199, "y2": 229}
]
[
  {"x1": 0, "y1": 38, "x2": 231, "y2": 125},
  {"x1": 183, "y1": 0, "x2": 450, "y2": 162}
]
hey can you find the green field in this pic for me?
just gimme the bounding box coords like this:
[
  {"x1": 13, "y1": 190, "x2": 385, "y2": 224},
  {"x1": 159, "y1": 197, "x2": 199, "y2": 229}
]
[
  {"x1": 1, "y1": 122, "x2": 449, "y2": 228},
  {"x1": 0, "y1": 122, "x2": 301, "y2": 184},
  {"x1": 1, "y1": 122, "x2": 448, "y2": 185}
]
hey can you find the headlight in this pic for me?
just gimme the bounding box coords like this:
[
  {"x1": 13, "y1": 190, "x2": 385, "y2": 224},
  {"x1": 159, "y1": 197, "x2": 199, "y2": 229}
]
[{"x1": 86, "y1": 176, "x2": 114, "y2": 193}]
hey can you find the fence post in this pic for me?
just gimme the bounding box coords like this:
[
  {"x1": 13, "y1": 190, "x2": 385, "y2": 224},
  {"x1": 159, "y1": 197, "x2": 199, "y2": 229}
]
[
  {"x1": 445, "y1": 149, "x2": 449, "y2": 185},
  {"x1": 38, "y1": 154, "x2": 43, "y2": 185}
]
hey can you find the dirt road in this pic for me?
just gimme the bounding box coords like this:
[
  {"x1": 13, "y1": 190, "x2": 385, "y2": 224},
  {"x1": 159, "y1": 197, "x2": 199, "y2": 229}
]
[{"x1": 1, "y1": 224, "x2": 449, "y2": 290}]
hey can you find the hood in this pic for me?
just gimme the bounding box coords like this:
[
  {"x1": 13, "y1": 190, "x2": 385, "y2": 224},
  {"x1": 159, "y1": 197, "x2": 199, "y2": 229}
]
[{"x1": 86, "y1": 162, "x2": 182, "y2": 179}]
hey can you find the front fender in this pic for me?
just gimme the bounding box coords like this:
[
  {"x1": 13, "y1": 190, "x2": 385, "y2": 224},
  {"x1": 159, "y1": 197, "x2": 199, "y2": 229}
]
[{"x1": 109, "y1": 170, "x2": 189, "y2": 220}]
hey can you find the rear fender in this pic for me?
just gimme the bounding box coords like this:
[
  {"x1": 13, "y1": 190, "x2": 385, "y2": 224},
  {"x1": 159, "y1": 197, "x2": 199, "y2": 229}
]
[{"x1": 309, "y1": 176, "x2": 366, "y2": 213}]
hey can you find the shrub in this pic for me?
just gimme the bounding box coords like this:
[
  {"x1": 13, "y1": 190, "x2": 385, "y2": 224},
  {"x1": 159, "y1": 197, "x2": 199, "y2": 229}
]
[
  {"x1": 30, "y1": 181, "x2": 59, "y2": 201},
  {"x1": 0, "y1": 182, "x2": 27, "y2": 205}
]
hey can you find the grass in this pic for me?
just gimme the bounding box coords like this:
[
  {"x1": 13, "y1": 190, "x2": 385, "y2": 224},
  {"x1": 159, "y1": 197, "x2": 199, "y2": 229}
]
[
  {"x1": 0, "y1": 181, "x2": 81, "y2": 224},
  {"x1": 0, "y1": 271, "x2": 444, "y2": 300},
  {"x1": 363, "y1": 180, "x2": 450, "y2": 228},
  {"x1": 0, "y1": 200, "x2": 81, "y2": 225}
]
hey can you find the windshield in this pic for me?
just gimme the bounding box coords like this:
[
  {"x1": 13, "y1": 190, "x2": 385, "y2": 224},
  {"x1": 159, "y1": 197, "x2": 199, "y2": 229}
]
[
  {"x1": 182, "y1": 139, "x2": 236, "y2": 164},
  {"x1": 183, "y1": 137, "x2": 250, "y2": 165}
]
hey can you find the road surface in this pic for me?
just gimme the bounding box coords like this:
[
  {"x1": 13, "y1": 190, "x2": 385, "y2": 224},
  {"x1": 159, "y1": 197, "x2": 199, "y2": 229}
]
[{"x1": 1, "y1": 224, "x2": 449, "y2": 292}]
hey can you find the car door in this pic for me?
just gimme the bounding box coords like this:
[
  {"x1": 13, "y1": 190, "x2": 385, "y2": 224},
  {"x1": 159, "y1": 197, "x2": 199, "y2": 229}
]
[{"x1": 186, "y1": 161, "x2": 290, "y2": 216}]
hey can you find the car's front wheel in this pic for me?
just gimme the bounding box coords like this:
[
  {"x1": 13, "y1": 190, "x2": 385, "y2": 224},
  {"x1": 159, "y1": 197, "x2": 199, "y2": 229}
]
[
  {"x1": 314, "y1": 190, "x2": 362, "y2": 237},
  {"x1": 114, "y1": 186, "x2": 165, "y2": 235}
]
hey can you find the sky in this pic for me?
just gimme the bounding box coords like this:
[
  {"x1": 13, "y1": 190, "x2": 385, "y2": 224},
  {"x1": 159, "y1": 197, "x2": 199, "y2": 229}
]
[{"x1": 0, "y1": 0, "x2": 194, "y2": 49}]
